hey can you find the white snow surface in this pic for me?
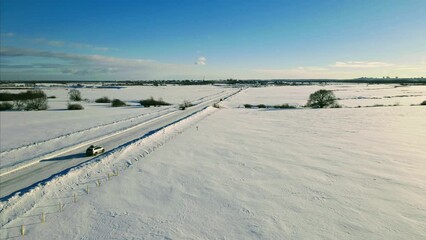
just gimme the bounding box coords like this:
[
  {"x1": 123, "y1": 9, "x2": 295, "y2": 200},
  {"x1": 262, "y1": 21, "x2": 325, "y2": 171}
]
[
  {"x1": 224, "y1": 84, "x2": 426, "y2": 108},
  {"x1": 1, "y1": 84, "x2": 426, "y2": 239}
]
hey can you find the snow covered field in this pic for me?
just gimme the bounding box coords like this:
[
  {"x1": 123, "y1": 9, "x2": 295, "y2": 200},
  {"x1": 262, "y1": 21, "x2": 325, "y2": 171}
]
[
  {"x1": 0, "y1": 85, "x2": 231, "y2": 171},
  {"x1": 225, "y1": 84, "x2": 426, "y2": 108},
  {"x1": 1, "y1": 85, "x2": 228, "y2": 151},
  {"x1": 1, "y1": 84, "x2": 426, "y2": 239}
]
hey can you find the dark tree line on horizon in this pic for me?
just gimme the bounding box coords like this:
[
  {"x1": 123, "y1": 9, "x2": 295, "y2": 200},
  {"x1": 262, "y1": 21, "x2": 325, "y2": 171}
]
[{"x1": 0, "y1": 77, "x2": 425, "y2": 86}]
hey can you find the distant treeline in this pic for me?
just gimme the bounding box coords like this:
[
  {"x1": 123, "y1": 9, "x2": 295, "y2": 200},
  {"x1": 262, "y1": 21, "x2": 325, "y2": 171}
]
[
  {"x1": 100, "y1": 78, "x2": 426, "y2": 86},
  {"x1": 1, "y1": 77, "x2": 425, "y2": 86},
  {"x1": 128, "y1": 78, "x2": 426, "y2": 86},
  {"x1": 0, "y1": 90, "x2": 46, "y2": 101}
]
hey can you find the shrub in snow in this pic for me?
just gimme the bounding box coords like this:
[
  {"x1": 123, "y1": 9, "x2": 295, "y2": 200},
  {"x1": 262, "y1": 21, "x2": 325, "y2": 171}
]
[
  {"x1": 126, "y1": 160, "x2": 133, "y2": 166},
  {"x1": 257, "y1": 104, "x2": 266, "y2": 108},
  {"x1": 0, "y1": 90, "x2": 46, "y2": 101},
  {"x1": 139, "y1": 97, "x2": 171, "y2": 107},
  {"x1": 68, "y1": 103, "x2": 84, "y2": 110},
  {"x1": 24, "y1": 96, "x2": 48, "y2": 111},
  {"x1": 95, "y1": 97, "x2": 111, "y2": 103},
  {"x1": 306, "y1": 89, "x2": 337, "y2": 108},
  {"x1": 213, "y1": 103, "x2": 220, "y2": 108},
  {"x1": 421, "y1": 100, "x2": 426, "y2": 105},
  {"x1": 273, "y1": 104, "x2": 296, "y2": 109},
  {"x1": 69, "y1": 89, "x2": 82, "y2": 101},
  {"x1": 111, "y1": 99, "x2": 126, "y2": 107},
  {"x1": 0, "y1": 92, "x2": 14, "y2": 101},
  {"x1": 330, "y1": 103, "x2": 342, "y2": 108},
  {"x1": 0, "y1": 90, "x2": 49, "y2": 111},
  {"x1": 244, "y1": 104, "x2": 253, "y2": 108},
  {"x1": 47, "y1": 95, "x2": 56, "y2": 99},
  {"x1": 0, "y1": 102, "x2": 13, "y2": 111},
  {"x1": 13, "y1": 99, "x2": 26, "y2": 110}
]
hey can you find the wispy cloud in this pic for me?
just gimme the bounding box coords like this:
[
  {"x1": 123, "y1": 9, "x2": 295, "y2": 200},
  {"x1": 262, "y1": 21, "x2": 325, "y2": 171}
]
[
  {"x1": 195, "y1": 56, "x2": 206, "y2": 65},
  {"x1": 60, "y1": 67, "x2": 119, "y2": 75},
  {"x1": 32, "y1": 38, "x2": 111, "y2": 51},
  {"x1": 2, "y1": 46, "x2": 423, "y2": 80},
  {"x1": 252, "y1": 59, "x2": 426, "y2": 79},
  {"x1": 1, "y1": 32, "x2": 113, "y2": 51},
  {"x1": 0, "y1": 32, "x2": 15, "y2": 38},
  {"x1": 331, "y1": 61, "x2": 394, "y2": 68},
  {"x1": 68, "y1": 43, "x2": 112, "y2": 51},
  {"x1": 0, "y1": 63, "x2": 65, "y2": 69},
  {"x1": 254, "y1": 66, "x2": 328, "y2": 74},
  {"x1": 0, "y1": 46, "x2": 202, "y2": 79},
  {"x1": 34, "y1": 38, "x2": 65, "y2": 47},
  {"x1": 253, "y1": 66, "x2": 347, "y2": 79},
  {"x1": 0, "y1": 47, "x2": 139, "y2": 64}
]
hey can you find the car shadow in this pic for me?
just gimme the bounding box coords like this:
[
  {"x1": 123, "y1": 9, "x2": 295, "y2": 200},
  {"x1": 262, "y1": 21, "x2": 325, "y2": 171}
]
[{"x1": 40, "y1": 153, "x2": 87, "y2": 162}]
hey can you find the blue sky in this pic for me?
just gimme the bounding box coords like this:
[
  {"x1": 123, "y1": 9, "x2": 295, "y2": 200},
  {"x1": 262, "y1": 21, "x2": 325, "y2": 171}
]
[{"x1": 1, "y1": 0, "x2": 425, "y2": 80}]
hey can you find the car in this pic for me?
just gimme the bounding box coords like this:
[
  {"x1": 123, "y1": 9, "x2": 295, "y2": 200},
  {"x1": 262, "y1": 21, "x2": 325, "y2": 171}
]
[{"x1": 86, "y1": 145, "x2": 105, "y2": 156}]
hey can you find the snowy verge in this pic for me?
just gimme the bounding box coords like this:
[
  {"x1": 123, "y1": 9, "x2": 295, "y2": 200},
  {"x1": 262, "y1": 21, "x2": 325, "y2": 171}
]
[{"x1": 0, "y1": 105, "x2": 218, "y2": 234}]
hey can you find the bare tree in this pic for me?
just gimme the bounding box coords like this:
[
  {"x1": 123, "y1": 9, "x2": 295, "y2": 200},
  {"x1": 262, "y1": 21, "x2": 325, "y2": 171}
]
[
  {"x1": 306, "y1": 89, "x2": 337, "y2": 108},
  {"x1": 25, "y1": 97, "x2": 48, "y2": 110},
  {"x1": 69, "y1": 89, "x2": 82, "y2": 101}
]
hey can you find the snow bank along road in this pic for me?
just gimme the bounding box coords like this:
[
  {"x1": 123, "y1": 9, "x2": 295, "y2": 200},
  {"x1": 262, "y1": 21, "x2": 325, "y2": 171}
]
[{"x1": 0, "y1": 89, "x2": 241, "y2": 200}]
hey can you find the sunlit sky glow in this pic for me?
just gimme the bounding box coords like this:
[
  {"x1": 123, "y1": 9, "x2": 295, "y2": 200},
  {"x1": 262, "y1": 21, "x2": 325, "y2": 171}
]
[{"x1": 1, "y1": 0, "x2": 425, "y2": 80}]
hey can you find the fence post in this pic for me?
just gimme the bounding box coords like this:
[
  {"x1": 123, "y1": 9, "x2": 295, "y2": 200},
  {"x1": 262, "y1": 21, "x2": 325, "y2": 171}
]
[
  {"x1": 73, "y1": 193, "x2": 77, "y2": 203},
  {"x1": 21, "y1": 225, "x2": 25, "y2": 236},
  {"x1": 59, "y1": 202, "x2": 64, "y2": 212},
  {"x1": 41, "y1": 211, "x2": 45, "y2": 223},
  {"x1": 97, "y1": 179, "x2": 101, "y2": 187},
  {"x1": 86, "y1": 185, "x2": 89, "y2": 194}
]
